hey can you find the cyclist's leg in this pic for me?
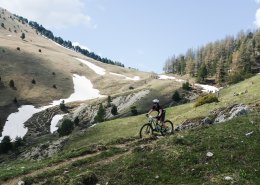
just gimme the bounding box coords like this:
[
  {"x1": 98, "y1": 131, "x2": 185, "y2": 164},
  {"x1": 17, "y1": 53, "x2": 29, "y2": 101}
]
[{"x1": 160, "y1": 111, "x2": 166, "y2": 128}]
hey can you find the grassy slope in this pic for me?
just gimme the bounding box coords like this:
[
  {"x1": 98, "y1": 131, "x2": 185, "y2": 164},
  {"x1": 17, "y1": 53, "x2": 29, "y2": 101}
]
[{"x1": 0, "y1": 75, "x2": 259, "y2": 184}]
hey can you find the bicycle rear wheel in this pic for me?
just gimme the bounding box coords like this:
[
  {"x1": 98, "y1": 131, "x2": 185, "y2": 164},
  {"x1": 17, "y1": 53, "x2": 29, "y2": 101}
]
[
  {"x1": 139, "y1": 124, "x2": 153, "y2": 138},
  {"x1": 161, "y1": 120, "x2": 174, "y2": 136}
]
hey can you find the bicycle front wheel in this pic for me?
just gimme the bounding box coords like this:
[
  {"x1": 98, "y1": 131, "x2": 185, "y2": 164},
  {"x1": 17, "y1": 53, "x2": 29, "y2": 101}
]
[
  {"x1": 139, "y1": 124, "x2": 153, "y2": 138},
  {"x1": 161, "y1": 120, "x2": 174, "y2": 136}
]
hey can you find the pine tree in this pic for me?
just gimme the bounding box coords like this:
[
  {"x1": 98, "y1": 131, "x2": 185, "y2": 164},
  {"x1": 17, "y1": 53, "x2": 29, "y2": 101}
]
[
  {"x1": 197, "y1": 63, "x2": 207, "y2": 82},
  {"x1": 107, "y1": 96, "x2": 112, "y2": 107},
  {"x1": 20, "y1": 33, "x2": 25, "y2": 40},
  {"x1": 0, "y1": 136, "x2": 12, "y2": 154},
  {"x1": 172, "y1": 91, "x2": 181, "y2": 102},
  {"x1": 94, "y1": 103, "x2": 106, "y2": 122},
  {"x1": 111, "y1": 105, "x2": 118, "y2": 115}
]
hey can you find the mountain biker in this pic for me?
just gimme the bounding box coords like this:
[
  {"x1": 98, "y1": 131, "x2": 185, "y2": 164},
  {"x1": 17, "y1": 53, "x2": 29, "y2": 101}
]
[{"x1": 146, "y1": 99, "x2": 166, "y2": 128}]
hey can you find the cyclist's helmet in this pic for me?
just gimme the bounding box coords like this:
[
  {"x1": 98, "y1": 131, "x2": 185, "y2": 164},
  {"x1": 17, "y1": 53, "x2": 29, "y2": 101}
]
[{"x1": 152, "y1": 99, "x2": 159, "y2": 104}]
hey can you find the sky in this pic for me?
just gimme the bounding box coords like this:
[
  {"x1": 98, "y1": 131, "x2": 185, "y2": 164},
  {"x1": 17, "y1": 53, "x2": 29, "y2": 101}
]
[{"x1": 0, "y1": 0, "x2": 260, "y2": 73}]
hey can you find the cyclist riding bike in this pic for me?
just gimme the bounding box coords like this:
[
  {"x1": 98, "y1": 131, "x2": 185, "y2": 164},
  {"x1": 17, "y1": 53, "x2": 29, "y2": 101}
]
[{"x1": 146, "y1": 99, "x2": 166, "y2": 129}]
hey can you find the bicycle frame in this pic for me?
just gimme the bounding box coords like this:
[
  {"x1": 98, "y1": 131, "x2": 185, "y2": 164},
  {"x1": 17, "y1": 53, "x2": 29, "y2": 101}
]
[{"x1": 147, "y1": 115, "x2": 162, "y2": 132}]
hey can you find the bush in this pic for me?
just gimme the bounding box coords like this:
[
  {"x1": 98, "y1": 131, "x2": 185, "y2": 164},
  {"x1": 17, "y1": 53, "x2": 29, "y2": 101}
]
[
  {"x1": 20, "y1": 33, "x2": 25, "y2": 40},
  {"x1": 0, "y1": 136, "x2": 12, "y2": 154},
  {"x1": 59, "y1": 100, "x2": 66, "y2": 111},
  {"x1": 31, "y1": 79, "x2": 36, "y2": 84},
  {"x1": 57, "y1": 119, "x2": 74, "y2": 136},
  {"x1": 1, "y1": 23, "x2": 5, "y2": 28},
  {"x1": 16, "y1": 47, "x2": 20, "y2": 51},
  {"x1": 9, "y1": 80, "x2": 15, "y2": 88},
  {"x1": 111, "y1": 105, "x2": 118, "y2": 115},
  {"x1": 13, "y1": 97, "x2": 18, "y2": 103},
  {"x1": 130, "y1": 106, "x2": 138, "y2": 116},
  {"x1": 172, "y1": 91, "x2": 181, "y2": 102},
  {"x1": 52, "y1": 72, "x2": 56, "y2": 75},
  {"x1": 69, "y1": 171, "x2": 98, "y2": 185},
  {"x1": 182, "y1": 82, "x2": 191, "y2": 91},
  {"x1": 53, "y1": 84, "x2": 57, "y2": 89},
  {"x1": 13, "y1": 137, "x2": 23, "y2": 149},
  {"x1": 194, "y1": 94, "x2": 219, "y2": 107},
  {"x1": 129, "y1": 86, "x2": 134, "y2": 90}
]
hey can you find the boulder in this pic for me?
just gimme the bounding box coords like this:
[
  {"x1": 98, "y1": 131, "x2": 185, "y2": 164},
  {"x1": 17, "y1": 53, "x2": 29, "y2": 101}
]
[{"x1": 214, "y1": 104, "x2": 250, "y2": 124}]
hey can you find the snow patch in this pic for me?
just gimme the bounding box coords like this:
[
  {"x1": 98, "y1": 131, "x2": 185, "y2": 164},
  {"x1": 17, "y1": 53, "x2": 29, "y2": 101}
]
[
  {"x1": 0, "y1": 74, "x2": 104, "y2": 141},
  {"x1": 75, "y1": 58, "x2": 106, "y2": 75},
  {"x1": 50, "y1": 114, "x2": 67, "y2": 133},
  {"x1": 7, "y1": 34, "x2": 12, "y2": 37},
  {"x1": 110, "y1": 72, "x2": 140, "y2": 81},
  {"x1": 195, "y1": 84, "x2": 219, "y2": 93},
  {"x1": 158, "y1": 75, "x2": 185, "y2": 82}
]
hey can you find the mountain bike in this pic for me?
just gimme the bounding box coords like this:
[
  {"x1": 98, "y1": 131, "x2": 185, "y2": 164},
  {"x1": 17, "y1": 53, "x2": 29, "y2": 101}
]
[{"x1": 139, "y1": 115, "x2": 174, "y2": 138}]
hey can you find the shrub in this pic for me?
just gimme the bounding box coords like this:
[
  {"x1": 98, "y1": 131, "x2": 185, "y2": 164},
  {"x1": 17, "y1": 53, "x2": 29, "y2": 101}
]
[
  {"x1": 20, "y1": 33, "x2": 25, "y2": 39},
  {"x1": 9, "y1": 80, "x2": 15, "y2": 88},
  {"x1": 13, "y1": 97, "x2": 18, "y2": 103},
  {"x1": 13, "y1": 137, "x2": 23, "y2": 149},
  {"x1": 130, "y1": 106, "x2": 138, "y2": 116},
  {"x1": 52, "y1": 72, "x2": 56, "y2": 75},
  {"x1": 1, "y1": 23, "x2": 5, "y2": 28},
  {"x1": 57, "y1": 119, "x2": 74, "y2": 136},
  {"x1": 194, "y1": 94, "x2": 219, "y2": 107},
  {"x1": 16, "y1": 47, "x2": 20, "y2": 51},
  {"x1": 228, "y1": 72, "x2": 244, "y2": 84},
  {"x1": 59, "y1": 100, "x2": 66, "y2": 111},
  {"x1": 69, "y1": 171, "x2": 98, "y2": 185},
  {"x1": 111, "y1": 105, "x2": 118, "y2": 115},
  {"x1": 38, "y1": 49, "x2": 41, "y2": 52},
  {"x1": 172, "y1": 91, "x2": 181, "y2": 102},
  {"x1": 129, "y1": 86, "x2": 134, "y2": 90},
  {"x1": 31, "y1": 79, "x2": 36, "y2": 84},
  {"x1": 0, "y1": 136, "x2": 12, "y2": 154},
  {"x1": 53, "y1": 84, "x2": 57, "y2": 89},
  {"x1": 182, "y1": 82, "x2": 191, "y2": 91}
]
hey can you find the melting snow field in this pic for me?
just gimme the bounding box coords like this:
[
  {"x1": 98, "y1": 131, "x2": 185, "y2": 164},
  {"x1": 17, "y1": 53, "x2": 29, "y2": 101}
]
[
  {"x1": 50, "y1": 114, "x2": 67, "y2": 133},
  {"x1": 158, "y1": 75, "x2": 219, "y2": 93},
  {"x1": 110, "y1": 72, "x2": 140, "y2": 81},
  {"x1": 0, "y1": 74, "x2": 104, "y2": 141},
  {"x1": 158, "y1": 75, "x2": 185, "y2": 82},
  {"x1": 75, "y1": 58, "x2": 106, "y2": 75},
  {"x1": 194, "y1": 84, "x2": 219, "y2": 93}
]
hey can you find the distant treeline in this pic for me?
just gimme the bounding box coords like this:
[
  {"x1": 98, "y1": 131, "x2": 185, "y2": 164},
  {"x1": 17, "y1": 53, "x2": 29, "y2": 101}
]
[
  {"x1": 14, "y1": 15, "x2": 125, "y2": 67},
  {"x1": 163, "y1": 30, "x2": 260, "y2": 84}
]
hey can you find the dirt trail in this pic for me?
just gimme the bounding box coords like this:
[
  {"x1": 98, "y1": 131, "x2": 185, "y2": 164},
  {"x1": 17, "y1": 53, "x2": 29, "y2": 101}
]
[{"x1": 1, "y1": 137, "x2": 156, "y2": 185}]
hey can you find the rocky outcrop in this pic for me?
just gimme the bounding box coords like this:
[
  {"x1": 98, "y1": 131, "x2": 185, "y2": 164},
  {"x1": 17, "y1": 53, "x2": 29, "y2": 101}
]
[
  {"x1": 60, "y1": 90, "x2": 150, "y2": 128},
  {"x1": 214, "y1": 104, "x2": 250, "y2": 123},
  {"x1": 175, "y1": 104, "x2": 251, "y2": 131},
  {"x1": 20, "y1": 137, "x2": 68, "y2": 160}
]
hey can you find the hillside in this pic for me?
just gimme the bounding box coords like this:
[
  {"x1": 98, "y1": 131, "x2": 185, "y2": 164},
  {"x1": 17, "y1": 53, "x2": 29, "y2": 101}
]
[
  {"x1": 0, "y1": 74, "x2": 259, "y2": 185},
  {"x1": 1, "y1": 6, "x2": 260, "y2": 185},
  {"x1": 0, "y1": 7, "x2": 189, "y2": 141}
]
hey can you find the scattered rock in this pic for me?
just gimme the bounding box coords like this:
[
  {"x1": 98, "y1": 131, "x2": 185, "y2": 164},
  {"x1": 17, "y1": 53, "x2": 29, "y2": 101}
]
[
  {"x1": 224, "y1": 176, "x2": 233, "y2": 181},
  {"x1": 20, "y1": 137, "x2": 68, "y2": 160},
  {"x1": 17, "y1": 180, "x2": 25, "y2": 185},
  {"x1": 206, "y1": 152, "x2": 214, "y2": 157},
  {"x1": 214, "y1": 104, "x2": 250, "y2": 124},
  {"x1": 245, "y1": 131, "x2": 254, "y2": 136},
  {"x1": 202, "y1": 117, "x2": 212, "y2": 125}
]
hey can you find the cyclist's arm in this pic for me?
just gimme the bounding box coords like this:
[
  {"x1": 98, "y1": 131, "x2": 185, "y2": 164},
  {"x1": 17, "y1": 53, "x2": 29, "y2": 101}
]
[{"x1": 147, "y1": 109, "x2": 153, "y2": 115}]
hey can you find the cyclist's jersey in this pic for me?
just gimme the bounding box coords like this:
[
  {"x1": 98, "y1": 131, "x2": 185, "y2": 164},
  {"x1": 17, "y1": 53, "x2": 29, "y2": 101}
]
[
  {"x1": 152, "y1": 104, "x2": 165, "y2": 122},
  {"x1": 152, "y1": 105, "x2": 165, "y2": 113}
]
